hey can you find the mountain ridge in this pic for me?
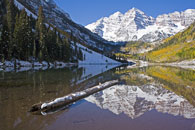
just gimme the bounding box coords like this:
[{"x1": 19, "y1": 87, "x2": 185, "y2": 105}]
[
  {"x1": 86, "y1": 8, "x2": 195, "y2": 43},
  {"x1": 16, "y1": 0, "x2": 115, "y2": 51}
]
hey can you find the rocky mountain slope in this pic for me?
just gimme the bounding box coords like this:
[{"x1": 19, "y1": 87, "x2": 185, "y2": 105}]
[
  {"x1": 16, "y1": 0, "x2": 113, "y2": 51},
  {"x1": 86, "y1": 8, "x2": 195, "y2": 42}
]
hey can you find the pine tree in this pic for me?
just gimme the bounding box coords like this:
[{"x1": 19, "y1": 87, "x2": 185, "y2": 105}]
[
  {"x1": 56, "y1": 32, "x2": 63, "y2": 60},
  {"x1": 78, "y1": 48, "x2": 83, "y2": 61},
  {"x1": 0, "y1": 17, "x2": 9, "y2": 61},
  {"x1": 29, "y1": 14, "x2": 36, "y2": 29},
  {"x1": 6, "y1": 0, "x2": 17, "y2": 34},
  {"x1": 32, "y1": 40, "x2": 37, "y2": 59},
  {"x1": 13, "y1": 9, "x2": 34, "y2": 60},
  {"x1": 24, "y1": 11, "x2": 34, "y2": 60},
  {"x1": 0, "y1": 0, "x2": 6, "y2": 31},
  {"x1": 13, "y1": 13, "x2": 20, "y2": 59},
  {"x1": 46, "y1": 28, "x2": 57, "y2": 61},
  {"x1": 52, "y1": 29, "x2": 59, "y2": 61},
  {"x1": 62, "y1": 38, "x2": 71, "y2": 61},
  {"x1": 35, "y1": 6, "x2": 47, "y2": 61},
  {"x1": 6, "y1": 0, "x2": 18, "y2": 59}
]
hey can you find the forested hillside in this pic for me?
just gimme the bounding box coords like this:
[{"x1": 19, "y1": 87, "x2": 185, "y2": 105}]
[
  {"x1": 120, "y1": 41, "x2": 154, "y2": 54},
  {"x1": 0, "y1": 0, "x2": 83, "y2": 64},
  {"x1": 146, "y1": 22, "x2": 195, "y2": 62}
]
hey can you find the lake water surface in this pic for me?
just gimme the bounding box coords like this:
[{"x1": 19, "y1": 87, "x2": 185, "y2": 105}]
[{"x1": 0, "y1": 65, "x2": 195, "y2": 130}]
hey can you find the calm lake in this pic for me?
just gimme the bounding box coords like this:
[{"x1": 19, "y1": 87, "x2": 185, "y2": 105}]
[{"x1": 0, "y1": 65, "x2": 195, "y2": 130}]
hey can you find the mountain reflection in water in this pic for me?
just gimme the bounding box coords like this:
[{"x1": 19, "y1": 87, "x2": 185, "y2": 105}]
[{"x1": 86, "y1": 84, "x2": 195, "y2": 119}]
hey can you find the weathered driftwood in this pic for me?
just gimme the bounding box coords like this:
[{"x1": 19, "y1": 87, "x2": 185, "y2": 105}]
[{"x1": 30, "y1": 80, "x2": 119, "y2": 113}]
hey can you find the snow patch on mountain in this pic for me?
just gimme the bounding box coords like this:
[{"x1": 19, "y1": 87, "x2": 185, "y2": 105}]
[
  {"x1": 86, "y1": 8, "x2": 195, "y2": 42},
  {"x1": 77, "y1": 44, "x2": 120, "y2": 64}
]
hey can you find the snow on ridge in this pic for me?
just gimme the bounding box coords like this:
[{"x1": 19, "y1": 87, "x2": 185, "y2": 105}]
[
  {"x1": 14, "y1": 0, "x2": 37, "y2": 19},
  {"x1": 86, "y1": 8, "x2": 195, "y2": 43}
]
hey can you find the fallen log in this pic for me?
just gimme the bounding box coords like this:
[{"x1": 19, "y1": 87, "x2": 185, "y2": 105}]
[{"x1": 30, "y1": 80, "x2": 119, "y2": 114}]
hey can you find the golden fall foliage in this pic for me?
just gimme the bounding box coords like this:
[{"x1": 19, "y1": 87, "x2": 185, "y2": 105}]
[{"x1": 146, "y1": 22, "x2": 195, "y2": 62}]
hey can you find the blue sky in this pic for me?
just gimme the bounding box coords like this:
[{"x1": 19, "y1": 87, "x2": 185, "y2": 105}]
[{"x1": 54, "y1": 0, "x2": 195, "y2": 26}]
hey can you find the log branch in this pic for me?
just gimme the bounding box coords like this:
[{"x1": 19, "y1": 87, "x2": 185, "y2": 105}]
[{"x1": 30, "y1": 80, "x2": 119, "y2": 114}]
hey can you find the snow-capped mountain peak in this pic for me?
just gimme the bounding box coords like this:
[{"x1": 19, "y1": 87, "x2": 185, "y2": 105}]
[
  {"x1": 86, "y1": 8, "x2": 195, "y2": 42},
  {"x1": 109, "y1": 11, "x2": 123, "y2": 18},
  {"x1": 124, "y1": 8, "x2": 155, "y2": 29},
  {"x1": 125, "y1": 7, "x2": 145, "y2": 16},
  {"x1": 86, "y1": 8, "x2": 156, "y2": 42}
]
